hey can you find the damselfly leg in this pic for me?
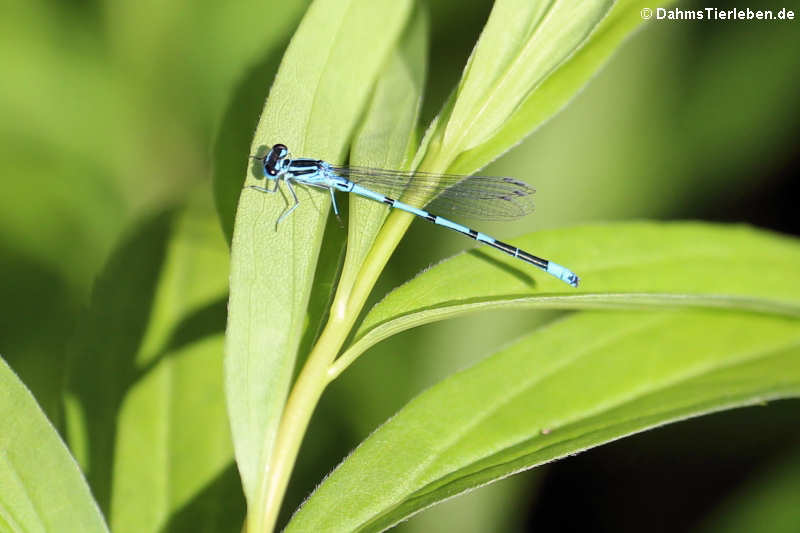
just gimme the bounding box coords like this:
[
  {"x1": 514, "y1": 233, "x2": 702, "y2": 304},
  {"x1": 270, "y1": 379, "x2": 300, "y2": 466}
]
[{"x1": 275, "y1": 177, "x2": 300, "y2": 228}]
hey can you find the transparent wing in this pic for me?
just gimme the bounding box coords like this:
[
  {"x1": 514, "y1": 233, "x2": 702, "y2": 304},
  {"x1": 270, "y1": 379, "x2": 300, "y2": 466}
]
[{"x1": 332, "y1": 165, "x2": 535, "y2": 221}]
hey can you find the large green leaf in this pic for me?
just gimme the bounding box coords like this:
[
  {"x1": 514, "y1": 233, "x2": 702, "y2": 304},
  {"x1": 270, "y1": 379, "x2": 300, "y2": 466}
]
[
  {"x1": 109, "y1": 335, "x2": 235, "y2": 533},
  {"x1": 65, "y1": 189, "x2": 232, "y2": 532},
  {"x1": 442, "y1": 0, "x2": 613, "y2": 152},
  {"x1": 450, "y1": 0, "x2": 672, "y2": 174},
  {"x1": 108, "y1": 193, "x2": 233, "y2": 533},
  {"x1": 418, "y1": 0, "x2": 615, "y2": 175},
  {"x1": 223, "y1": 0, "x2": 414, "y2": 523},
  {"x1": 287, "y1": 309, "x2": 800, "y2": 532},
  {"x1": 329, "y1": 222, "x2": 800, "y2": 376},
  {"x1": 0, "y1": 357, "x2": 108, "y2": 533}
]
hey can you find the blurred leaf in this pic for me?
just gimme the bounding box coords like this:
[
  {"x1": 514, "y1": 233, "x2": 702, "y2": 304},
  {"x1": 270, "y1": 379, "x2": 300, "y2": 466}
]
[
  {"x1": 337, "y1": 6, "x2": 429, "y2": 302},
  {"x1": 110, "y1": 335, "x2": 236, "y2": 533},
  {"x1": 0, "y1": 356, "x2": 109, "y2": 533},
  {"x1": 66, "y1": 188, "x2": 231, "y2": 531},
  {"x1": 288, "y1": 309, "x2": 800, "y2": 532},
  {"x1": 679, "y1": 12, "x2": 800, "y2": 182},
  {"x1": 332, "y1": 222, "x2": 800, "y2": 375},
  {"x1": 223, "y1": 0, "x2": 414, "y2": 520},
  {"x1": 103, "y1": 0, "x2": 312, "y2": 131},
  {"x1": 696, "y1": 449, "x2": 800, "y2": 533},
  {"x1": 0, "y1": 0, "x2": 310, "y2": 291},
  {"x1": 0, "y1": 245, "x2": 76, "y2": 427},
  {"x1": 66, "y1": 211, "x2": 173, "y2": 514},
  {"x1": 162, "y1": 464, "x2": 247, "y2": 533}
]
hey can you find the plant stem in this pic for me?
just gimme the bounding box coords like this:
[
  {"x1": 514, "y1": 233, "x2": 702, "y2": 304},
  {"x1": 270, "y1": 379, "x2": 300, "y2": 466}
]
[
  {"x1": 254, "y1": 315, "x2": 350, "y2": 533},
  {"x1": 254, "y1": 210, "x2": 417, "y2": 533}
]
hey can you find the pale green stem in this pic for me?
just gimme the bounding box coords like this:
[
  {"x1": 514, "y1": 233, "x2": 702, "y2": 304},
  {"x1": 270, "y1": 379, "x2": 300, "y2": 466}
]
[{"x1": 254, "y1": 210, "x2": 416, "y2": 533}]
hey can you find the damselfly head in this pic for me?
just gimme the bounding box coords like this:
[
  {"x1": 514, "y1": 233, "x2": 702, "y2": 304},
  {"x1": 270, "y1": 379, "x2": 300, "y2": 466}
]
[{"x1": 262, "y1": 143, "x2": 289, "y2": 179}]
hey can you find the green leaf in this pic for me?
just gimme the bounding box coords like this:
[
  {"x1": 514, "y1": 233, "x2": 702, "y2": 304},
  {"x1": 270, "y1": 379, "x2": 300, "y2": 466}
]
[
  {"x1": 109, "y1": 335, "x2": 235, "y2": 533},
  {"x1": 418, "y1": 0, "x2": 614, "y2": 174},
  {"x1": 336, "y1": 6, "x2": 429, "y2": 304},
  {"x1": 287, "y1": 309, "x2": 800, "y2": 532},
  {"x1": 66, "y1": 211, "x2": 173, "y2": 514},
  {"x1": 211, "y1": 0, "x2": 312, "y2": 243},
  {"x1": 293, "y1": 213, "x2": 349, "y2": 373},
  {"x1": 223, "y1": 0, "x2": 414, "y2": 519},
  {"x1": 0, "y1": 357, "x2": 109, "y2": 533},
  {"x1": 450, "y1": 0, "x2": 668, "y2": 174},
  {"x1": 330, "y1": 222, "x2": 800, "y2": 376},
  {"x1": 446, "y1": 0, "x2": 613, "y2": 150},
  {"x1": 345, "y1": 0, "x2": 648, "y2": 317},
  {"x1": 66, "y1": 189, "x2": 233, "y2": 532}
]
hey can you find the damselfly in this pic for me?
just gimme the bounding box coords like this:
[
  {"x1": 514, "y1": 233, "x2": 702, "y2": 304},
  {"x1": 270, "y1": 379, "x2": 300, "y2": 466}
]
[{"x1": 248, "y1": 144, "x2": 579, "y2": 287}]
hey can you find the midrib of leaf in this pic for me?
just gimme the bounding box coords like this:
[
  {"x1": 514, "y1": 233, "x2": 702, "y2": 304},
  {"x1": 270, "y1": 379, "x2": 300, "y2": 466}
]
[
  {"x1": 331, "y1": 292, "x2": 800, "y2": 381},
  {"x1": 328, "y1": 222, "x2": 800, "y2": 379}
]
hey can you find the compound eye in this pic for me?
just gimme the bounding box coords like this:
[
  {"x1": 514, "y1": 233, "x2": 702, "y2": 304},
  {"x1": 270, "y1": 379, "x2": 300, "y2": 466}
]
[
  {"x1": 265, "y1": 144, "x2": 284, "y2": 176},
  {"x1": 274, "y1": 144, "x2": 288, "y2": 158}
]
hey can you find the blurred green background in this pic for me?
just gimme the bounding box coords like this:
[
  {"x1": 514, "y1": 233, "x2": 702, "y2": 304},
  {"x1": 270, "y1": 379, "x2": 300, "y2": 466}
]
[{"x1": 1, "y1": 0, "x2": 798, "y2": 531}]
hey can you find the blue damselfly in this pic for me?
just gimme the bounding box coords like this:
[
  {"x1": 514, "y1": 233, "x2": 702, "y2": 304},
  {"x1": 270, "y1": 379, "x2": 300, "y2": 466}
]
[{"x1": 249, "y1": 144, "x2": 579, "y2": 287}]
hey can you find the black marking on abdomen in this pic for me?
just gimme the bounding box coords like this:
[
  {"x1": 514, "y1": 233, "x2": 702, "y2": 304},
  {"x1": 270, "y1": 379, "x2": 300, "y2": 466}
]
[
  {"x1": 382, "y1": 196, "x2": 395, "y2": 207},
  {"x1": 490, "y1": 239, "x2": 517, "y2": 256},
  {"x1": 492, "y1": 239, "x2": 548, "y2": 269},
  {"x1": 468, "y1": 229, "x2": 479, "y2": 240}
]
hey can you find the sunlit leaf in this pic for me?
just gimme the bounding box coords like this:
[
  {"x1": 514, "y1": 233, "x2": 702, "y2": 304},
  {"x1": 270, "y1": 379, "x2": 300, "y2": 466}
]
[
  {"x1": 66, "y1": 190, "x2": 233, "y2": 532},
  {"x1": 288, "y1": 309, "x2": 800, "y2": 531},
  {"x1": 450, "y1": 0, "x2": 672, "y2": 174},
  {"x1": 223, "y1": 0, "x2": 414, "y2": 521},
  {"x1": 418, "y1": 0, "x2": 615, "y2": 175},
  {"x1": 1, "y1": 357, "x2": 109, "y2": 533},
  {"x1": 331, "y1": 222, "x2": 800, "y2": 375}
]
